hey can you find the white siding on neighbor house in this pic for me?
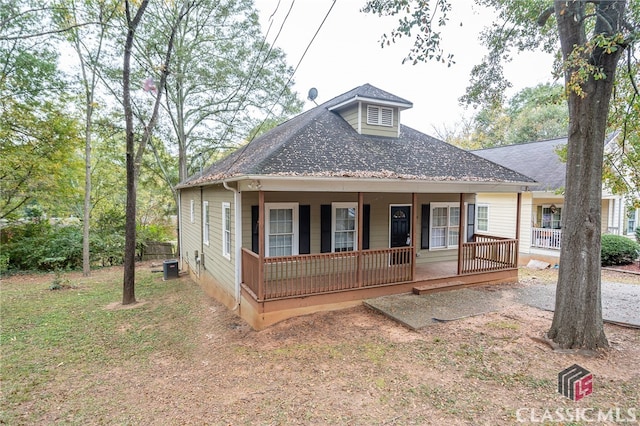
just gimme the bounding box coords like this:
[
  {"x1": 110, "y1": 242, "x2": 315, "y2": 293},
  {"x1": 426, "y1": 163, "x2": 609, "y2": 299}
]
[
  {"x1": 475, "y1": 192, "x2": 531, "y2": 254},
  {"x1": 201, "y1": 185, "x2": 235, "y2": 296}
]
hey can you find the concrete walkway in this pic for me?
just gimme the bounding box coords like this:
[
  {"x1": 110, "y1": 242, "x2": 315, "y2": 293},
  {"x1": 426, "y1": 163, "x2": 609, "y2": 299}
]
[{"x1": 364, "y1": 281, "x2": 640, "y2": 330}]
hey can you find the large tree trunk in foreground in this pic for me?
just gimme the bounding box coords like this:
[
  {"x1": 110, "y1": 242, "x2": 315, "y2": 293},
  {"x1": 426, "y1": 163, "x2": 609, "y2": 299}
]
[{"x1": 548, "y1": 0, "x2": 626, "y2": 350}]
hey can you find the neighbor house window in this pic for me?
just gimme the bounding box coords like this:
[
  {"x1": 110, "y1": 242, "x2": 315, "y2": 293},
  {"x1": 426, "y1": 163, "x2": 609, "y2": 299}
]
[
  {"x1": 332, "y1": 202, "x2": 357, "y2": 252},
  {"x1": 431, "y1": 203, "x2": 460, "y2": 249},
  {"x1": 190, "y1": 199, "x2": 195, "y2": 223},
  {"x1": 265, "y1": 203, "x2": 298, "y2": 257},
  {"x1": 627, "y1": 208, "x2": 638, "y2": 235},
  {"x1": 366, "y1": 105, "x2": 393, "y2": 127},
  {"x1": 203, "y1": 201, "x2": 210, "y2": 246},
  {"x1": 477, "y1": 205, "x2": 489, "y2": 232},
  {"x1": 542, "y1": 205, "x2": 562, "y2": 229},
  {"x1": 222, "y1": 202, "x2": 231, "y2": 259}
]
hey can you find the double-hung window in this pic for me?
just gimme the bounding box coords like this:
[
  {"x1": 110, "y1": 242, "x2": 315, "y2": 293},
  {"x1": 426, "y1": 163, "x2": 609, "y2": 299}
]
[
  {"x1": 476, "y1": 205, "x2": 489, "y2": 233},
  {"x1": 222, "y1": 202, "x2": 231, "y2": 259},
  {"x1": 265, "y1": 203, "x2": 298, "y2": 257},
  {"x1": 430, "y1": 203, "x2": 460, "y2": 249},
  {"x1": 332, "y1": 203, "x2": 357, "y2": 252},
  {"x1": 203, "y1": 201, "x2": 210, "y2": 246}
]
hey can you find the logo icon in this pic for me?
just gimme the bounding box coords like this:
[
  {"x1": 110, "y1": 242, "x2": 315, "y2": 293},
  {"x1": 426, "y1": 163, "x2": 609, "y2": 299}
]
[{"x1": 558, "y1": 364, "x2": 593, "y2": 401}]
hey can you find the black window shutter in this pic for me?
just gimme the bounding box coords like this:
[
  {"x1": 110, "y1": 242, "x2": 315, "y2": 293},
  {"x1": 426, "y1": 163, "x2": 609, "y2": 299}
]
[
  {"x1": 362, "y1": 204, "x2": 370, "y2": 250},
  {"x1": 320, "y1": 204, "x2": 331, "y2": 253},
  {"x1": 251, "y1": 205, "x2": 259, "y2": 254},
  {"x1": 421, "y1": 204, "x2": 430, "y2": 249},
  {"x1": 299, "y1": 205, "x2": 311, "y2": 254},
  {"x1": 467, "y1": 203, "x2": 475, "y2": 242}
]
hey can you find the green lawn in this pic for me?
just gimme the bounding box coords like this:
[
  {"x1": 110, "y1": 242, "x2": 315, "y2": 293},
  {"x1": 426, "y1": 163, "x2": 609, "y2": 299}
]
[{"x1": 1, "y1": 268, "x2": 203, "y2": 424}]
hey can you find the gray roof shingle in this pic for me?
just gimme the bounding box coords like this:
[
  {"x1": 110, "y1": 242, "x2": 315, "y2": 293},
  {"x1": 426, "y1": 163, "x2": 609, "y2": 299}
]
[
  {"x1": 472, "y1": 138, "x2": 568, "y2": 192},
  {"x1": 181, "y1": 84, "x2": 536, "y2": 187}
]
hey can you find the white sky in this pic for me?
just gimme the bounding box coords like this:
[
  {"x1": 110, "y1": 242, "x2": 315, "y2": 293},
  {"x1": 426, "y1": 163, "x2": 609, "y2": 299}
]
[{"x1": 254, "y1": 0, "x2": 558, "y2": 134}]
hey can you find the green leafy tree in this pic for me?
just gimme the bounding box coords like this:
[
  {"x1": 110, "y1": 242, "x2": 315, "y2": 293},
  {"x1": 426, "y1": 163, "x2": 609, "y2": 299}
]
[
  {"x1": 364, "y1": 0, "x2": 639, "y2": 350},
  {"x1": 442, "y1": 83, "x2": 569, "y2": 148},
  {"x1": 0, "y1": 0, "x2": 83, "y2": 221},
  {"x1": 135, "y1": 0, "x2": 303, "y2": 185}
]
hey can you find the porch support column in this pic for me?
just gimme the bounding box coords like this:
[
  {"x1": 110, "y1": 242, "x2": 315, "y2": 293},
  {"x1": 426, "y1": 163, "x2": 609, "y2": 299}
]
[
  {"x1": 515, "y1": 192, "x2": 522, "y2": 267},
  {"x1": 357, "y1": 192, "x2": 364, "y2": 287},
  {"x1": 258, "y1": 190, "x2": 265, "y2": 301},
  {"x1": 411, "y1": 193, "x2": 417, "y2": 281},
  {"x1": 457, "y1": 193, "x2": 466, "y2": 275}
]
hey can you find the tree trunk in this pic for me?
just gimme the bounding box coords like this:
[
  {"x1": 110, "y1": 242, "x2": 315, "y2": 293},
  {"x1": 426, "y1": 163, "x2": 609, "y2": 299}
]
[
  {"x1": 547, "y1": 0, "x2": 626, "y2": 350},
  {"x1": 122, "y1": 0, "x2": 150, "y2": 305}
]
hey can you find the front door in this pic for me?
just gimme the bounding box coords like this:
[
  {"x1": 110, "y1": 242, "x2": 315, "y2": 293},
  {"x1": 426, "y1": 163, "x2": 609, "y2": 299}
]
[{"x1": 390, "y1": 205, "x2": 411, "y2": 264}]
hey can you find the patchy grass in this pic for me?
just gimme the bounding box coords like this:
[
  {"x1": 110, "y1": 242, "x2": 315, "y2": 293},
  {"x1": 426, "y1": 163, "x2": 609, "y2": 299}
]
[{"x1": 1, "y1": 264, "x2": 638, "y2": 425}]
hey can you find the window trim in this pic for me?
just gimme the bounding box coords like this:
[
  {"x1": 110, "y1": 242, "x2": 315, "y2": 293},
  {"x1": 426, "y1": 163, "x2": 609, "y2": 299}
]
[
  {"x1": 366, "y1": 105, "x2": 394, "y2": 127},
  {"x1": 264, "y1": 202, "x2": 299, "y2": 257},
  {"x1": 222, "y1": 202, "x2": 231, "y2": 260},
  {"x1": 429, "y1": 202, "x2": 462, "y2": 250},
  {"x1": 331, "y1": 202, "x2": 358, "y2": 252},
  {"x1": 541, "y1": 204, "x2": 562, "y2": 229},
  {"x1": 476, "y1": 204, "x2": 489, "y2": 233},
  {"x1": 203, "y1": 201, "x2": 210, "y2": 246}
]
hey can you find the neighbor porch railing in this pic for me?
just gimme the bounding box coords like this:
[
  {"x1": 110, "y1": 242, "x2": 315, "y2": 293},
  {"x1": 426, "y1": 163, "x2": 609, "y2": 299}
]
[
  {"x1": 531, "y1": 227, "x2": 562, "y2": 250},
  {"x1": 460, "y1": 235, "x2": 518, "y2": 274}
]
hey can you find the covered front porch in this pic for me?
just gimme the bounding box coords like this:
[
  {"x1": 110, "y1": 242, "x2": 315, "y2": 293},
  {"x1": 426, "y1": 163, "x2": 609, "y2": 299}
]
[
  {"x1": 241, "y1": 235, "x2": 518, "y2": 302},
  {"x1": 234, "y1": 185, "x2": 523, "y2": 329}
]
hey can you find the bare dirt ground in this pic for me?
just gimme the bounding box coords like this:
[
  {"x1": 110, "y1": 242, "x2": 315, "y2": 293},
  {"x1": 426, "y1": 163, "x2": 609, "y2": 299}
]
[{"x1": 2, "y1": 264, "x2": 639, "y2": 425}]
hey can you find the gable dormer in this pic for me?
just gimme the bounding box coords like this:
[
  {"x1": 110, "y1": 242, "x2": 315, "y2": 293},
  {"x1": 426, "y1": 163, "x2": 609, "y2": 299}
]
[{"x1": 327, "y1": 84, "x2": 413, "y2": 138}]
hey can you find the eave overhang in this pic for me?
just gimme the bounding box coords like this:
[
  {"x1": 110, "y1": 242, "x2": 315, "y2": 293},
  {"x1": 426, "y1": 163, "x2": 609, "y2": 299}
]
[
  {"x1": 179, "y1": 175, "x2": 537, "y2": 194},
  {"x1": 328, "y1": 96, "x2": 413, "y2": 112}
]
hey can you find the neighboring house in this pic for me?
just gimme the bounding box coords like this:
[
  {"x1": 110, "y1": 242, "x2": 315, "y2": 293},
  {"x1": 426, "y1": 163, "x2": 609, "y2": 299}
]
[
  {"x1": 473, "y1": 135, "x2": 639, "y2": 265},
  {"x1": 176, "y1": 84, "x2": 536, "y2": 329}
]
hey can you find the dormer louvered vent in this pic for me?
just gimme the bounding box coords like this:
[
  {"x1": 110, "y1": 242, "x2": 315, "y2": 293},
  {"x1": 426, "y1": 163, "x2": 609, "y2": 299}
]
[{"x1": 367, "y1": 105, "x2": 393, "y2": 127}]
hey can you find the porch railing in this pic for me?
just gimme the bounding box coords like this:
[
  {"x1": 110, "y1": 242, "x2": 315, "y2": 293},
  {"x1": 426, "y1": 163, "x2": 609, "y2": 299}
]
[
  {"x1": 242, "y1": 236, "x2": 517, "y2": 301},
  {"x1": 241, "y1": 247, "x2": 412, "y2": 301},
  {"x1": 531, "y1": 227, "x2": 562, "y2": 250},
  {"x1": 460, "y1": 235, "x2": 518, "y2": 274}
]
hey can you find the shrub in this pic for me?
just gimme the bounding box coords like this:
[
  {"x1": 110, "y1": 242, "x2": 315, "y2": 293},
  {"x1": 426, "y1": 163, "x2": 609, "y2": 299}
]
[
  {"x1": 601, "y1": 234, "x2": 640, "y2": 266},
  {"x1": 636, "y1": 227, "x2": 640, "y2": 244}
]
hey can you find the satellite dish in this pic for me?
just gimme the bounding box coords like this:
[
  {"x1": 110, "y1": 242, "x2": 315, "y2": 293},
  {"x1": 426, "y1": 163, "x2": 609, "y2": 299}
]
[{"x1": 308, "y1": 87, "x2": 318, "y2": 105}]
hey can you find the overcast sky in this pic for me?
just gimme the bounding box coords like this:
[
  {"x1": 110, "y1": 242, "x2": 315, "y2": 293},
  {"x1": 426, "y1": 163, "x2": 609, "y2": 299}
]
[{"x1": 254, "y1": 0, "x2": 558, "y2": 134}]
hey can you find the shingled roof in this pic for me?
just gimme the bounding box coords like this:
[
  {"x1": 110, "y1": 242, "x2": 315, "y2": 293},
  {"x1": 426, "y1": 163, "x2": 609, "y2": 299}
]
[
  {"x1": 180, "y1": 84, "x2": 536, "y2": 187},
  {"x1": 472, "y1": 138, "x2": 568, "y2": 192}
]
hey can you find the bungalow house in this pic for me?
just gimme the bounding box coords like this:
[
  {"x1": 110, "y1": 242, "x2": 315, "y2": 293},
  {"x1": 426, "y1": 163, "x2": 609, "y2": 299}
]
[
  {"x1": 473, "y1": 136, "x2": 639, "y2": 265},
  {"x1": 176, "y1": 84, "x2": 536, "y2": 329}
]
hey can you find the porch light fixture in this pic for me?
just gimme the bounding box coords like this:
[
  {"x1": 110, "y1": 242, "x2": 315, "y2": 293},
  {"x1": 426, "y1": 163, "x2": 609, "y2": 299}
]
[{"x1": 247, "y1": 180, "x2": 262, "y2": 190}]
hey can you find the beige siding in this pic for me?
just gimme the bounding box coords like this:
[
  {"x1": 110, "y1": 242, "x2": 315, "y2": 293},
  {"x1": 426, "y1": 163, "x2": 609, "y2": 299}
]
[
  {"x1": 180, "y1": 187, "x2": 202, "y2": 271},
  {"x1": 340, "y1": 104, "x2": 360, "y2": 132},
  {"x1": 359, "y1": 103, "x2": 399, "y2": 137},
  {"x1": 240, "y1": 191, "x2": 470, "y2": 266},
  {"x1": 201, "y1": 185, "x2": 235, "y2": 296}
]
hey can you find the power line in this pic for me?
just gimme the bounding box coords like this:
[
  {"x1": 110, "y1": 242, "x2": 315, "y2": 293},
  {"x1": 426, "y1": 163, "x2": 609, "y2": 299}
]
[{"x1": 220, "y1": 0, "x2": 337, "y2": 175}]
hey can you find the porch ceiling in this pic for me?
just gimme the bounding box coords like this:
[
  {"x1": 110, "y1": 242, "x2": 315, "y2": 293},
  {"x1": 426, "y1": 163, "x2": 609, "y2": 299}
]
[{"x1": 228, "y1": 175, "x2": 534, "y2": 194}]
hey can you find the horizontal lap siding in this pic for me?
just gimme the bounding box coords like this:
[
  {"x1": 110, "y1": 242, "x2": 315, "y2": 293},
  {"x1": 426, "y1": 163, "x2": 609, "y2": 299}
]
[
  {"x1": 180, "y1": 188, "x2": 201, "y2": 271},
  {"x1": 202, "y1": 186, "x2": 235, "y2": 296},
  {"x1": 239, "y1": 192, "x2": 469, "y2": 267}
]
